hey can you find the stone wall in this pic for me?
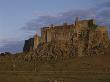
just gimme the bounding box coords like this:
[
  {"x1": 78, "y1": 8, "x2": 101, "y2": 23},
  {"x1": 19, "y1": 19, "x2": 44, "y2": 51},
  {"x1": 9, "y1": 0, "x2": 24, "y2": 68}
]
[{"x1": 41, "y1": 24, "x2": 74, "y2": 43}]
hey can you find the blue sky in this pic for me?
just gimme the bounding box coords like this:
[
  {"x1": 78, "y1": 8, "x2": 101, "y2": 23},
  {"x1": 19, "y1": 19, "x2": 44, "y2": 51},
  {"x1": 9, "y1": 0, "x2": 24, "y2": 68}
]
[{"x1": 0, "y1": 0, "x2": 110, "y2": 53}]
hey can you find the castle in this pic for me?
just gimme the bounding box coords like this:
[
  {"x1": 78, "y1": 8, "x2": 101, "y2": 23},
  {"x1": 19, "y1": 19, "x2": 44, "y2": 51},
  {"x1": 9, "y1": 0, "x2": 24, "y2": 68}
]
[{"x1": 23, "y1": 17, "x2": 109, "y2": 56}]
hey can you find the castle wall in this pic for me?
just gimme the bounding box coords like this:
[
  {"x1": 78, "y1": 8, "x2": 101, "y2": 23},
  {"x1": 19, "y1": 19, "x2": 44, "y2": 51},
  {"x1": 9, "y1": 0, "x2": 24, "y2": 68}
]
[
  {"x1": 23, "y1": 38, "x2": 34, "y2": 52},
  {"x1": 75, "y1": 19, "x2": 95, "y2": 29},
  {"x1": 41, "y1": 24, "x2": 74, "y2": 42},
  {"x1": 41, "y1": 28, "x2": 47, "y2": 43},
  {"x1": 46, "y1": 28, "x2": 52, "y2": 42}
]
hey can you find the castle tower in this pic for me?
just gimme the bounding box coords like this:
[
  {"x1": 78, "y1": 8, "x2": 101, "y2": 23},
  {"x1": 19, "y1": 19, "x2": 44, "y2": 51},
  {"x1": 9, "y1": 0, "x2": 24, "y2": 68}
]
[
  {"x1": 50, "y1": 24, "x2": 54, "y2": 28},
  {"x1": 63, "y1": 22, "x2": 68, "y2": 28},
  {"x1": 75, "y1": 17, "x2": 79, "y2": 26},
  {"x1": 34, "y1": 33, "x2": 39, "y2": 50}
]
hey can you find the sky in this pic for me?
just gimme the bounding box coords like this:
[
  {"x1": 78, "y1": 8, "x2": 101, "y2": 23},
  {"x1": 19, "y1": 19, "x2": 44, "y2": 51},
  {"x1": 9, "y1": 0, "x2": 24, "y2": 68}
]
[{"x1": 0, "y1": 0, "x2": 110, "y2": 53}]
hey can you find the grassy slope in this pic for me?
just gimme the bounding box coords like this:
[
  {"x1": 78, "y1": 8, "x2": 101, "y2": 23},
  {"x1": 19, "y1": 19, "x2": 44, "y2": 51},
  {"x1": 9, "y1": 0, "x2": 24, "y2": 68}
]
[{"x1": 0, "y1": 54, "x2": 110, "y2": 82}]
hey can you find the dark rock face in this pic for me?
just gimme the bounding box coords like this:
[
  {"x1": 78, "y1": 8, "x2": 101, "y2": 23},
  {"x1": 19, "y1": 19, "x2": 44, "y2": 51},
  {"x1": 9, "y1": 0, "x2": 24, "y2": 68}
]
[{"x1": 23, "y1": 38, "x2": 34, "y2": 52}]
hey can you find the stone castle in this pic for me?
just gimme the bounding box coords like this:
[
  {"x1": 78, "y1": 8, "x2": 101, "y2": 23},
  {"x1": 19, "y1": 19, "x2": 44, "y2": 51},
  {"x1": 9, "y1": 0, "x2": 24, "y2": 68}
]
[{"x1": 23, "y1": 17, "x2": 109, "y2": 56}]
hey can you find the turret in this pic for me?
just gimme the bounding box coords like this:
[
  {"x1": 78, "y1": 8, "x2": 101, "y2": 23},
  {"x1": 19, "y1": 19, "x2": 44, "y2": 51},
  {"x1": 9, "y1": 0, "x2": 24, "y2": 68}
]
[
  {"x1": 75, "y1": 17, "x2": 79, "y2": 26},
  {"x1": 34, "y1": 33, "x2": 39, "y2": 50}
]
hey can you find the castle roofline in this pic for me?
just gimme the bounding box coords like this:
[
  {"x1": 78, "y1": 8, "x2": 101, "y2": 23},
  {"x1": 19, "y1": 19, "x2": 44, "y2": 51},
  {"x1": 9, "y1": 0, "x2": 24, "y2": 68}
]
[
  {"x1": 76, "y1": 19, "x2": 95, "y2": 23},
  {"x1": 41, "y1": 19, "x2": 97, "y2": 30},
  {"x1": 41, "y1": 24, "x2": 74, "y2": 30}
]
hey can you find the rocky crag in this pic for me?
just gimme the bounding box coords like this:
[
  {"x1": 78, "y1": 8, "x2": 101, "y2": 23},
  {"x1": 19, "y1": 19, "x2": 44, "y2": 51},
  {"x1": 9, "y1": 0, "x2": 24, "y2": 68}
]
[{"x1": 33, "y1": 33, "x2": 109, "y2": 61}]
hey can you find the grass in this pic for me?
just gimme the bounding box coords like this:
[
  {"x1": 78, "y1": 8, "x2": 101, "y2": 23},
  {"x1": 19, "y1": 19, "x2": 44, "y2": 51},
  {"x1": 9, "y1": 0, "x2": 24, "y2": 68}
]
[{"x1": 0, "y1": 54, "x2": 110, "y2": 82}]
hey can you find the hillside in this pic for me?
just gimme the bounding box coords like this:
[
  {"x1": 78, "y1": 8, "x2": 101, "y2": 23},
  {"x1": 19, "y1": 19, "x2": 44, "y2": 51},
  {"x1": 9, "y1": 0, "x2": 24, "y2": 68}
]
[{"x1": 0, "y1": 53, "x2": 110, "y2": 82}]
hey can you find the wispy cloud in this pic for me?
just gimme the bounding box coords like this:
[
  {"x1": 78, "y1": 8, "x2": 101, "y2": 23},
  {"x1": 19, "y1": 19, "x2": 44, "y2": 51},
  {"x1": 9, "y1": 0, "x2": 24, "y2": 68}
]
[
  {"x1": 22, "y1": 1, "x2": 110, "y2": 33},
  {"x1": 97, "y1": 8, "x2": 110, "y2": 18},
  {"x1": 101, "y1": 1, "x2": 110, "y2": 8},
  {"x1": 22, "y1": 8, "x2": 97, "y2": 32}
]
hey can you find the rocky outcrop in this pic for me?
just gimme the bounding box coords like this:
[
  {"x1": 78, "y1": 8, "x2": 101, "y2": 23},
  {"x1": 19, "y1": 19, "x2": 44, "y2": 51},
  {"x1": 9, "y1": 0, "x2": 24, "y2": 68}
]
[{"x1": 31, "y1": 41, "x2": 77, "y2": 61}]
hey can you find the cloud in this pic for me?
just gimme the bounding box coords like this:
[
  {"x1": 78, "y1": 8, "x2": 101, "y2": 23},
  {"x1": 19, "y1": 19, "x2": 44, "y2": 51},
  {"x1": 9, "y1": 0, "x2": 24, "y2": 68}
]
[
  {"x1": 22, "y1": 1, "x2": 110, "y2": 33},
  {"x1": 22, "y1": 8, "x2": 97, "y2": 33},
  {"x1": 95, "y1": 7, "x2": 110, "y2": 30},
  {"x1": 101, "y1": 1, "x2": 110, "y2": 8},
  {"x1": 22, "y1": 7, "x2": 110, "y2": 37},
  {"x1": 98, "y1": 8, "x2": 110, "y2": 18},
  {"x1": 0, "y1": 40, "x2": 24, "y2": 53},
  {"x1": 21, "y1": 3, "x2": 110, "y2": 40}
]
